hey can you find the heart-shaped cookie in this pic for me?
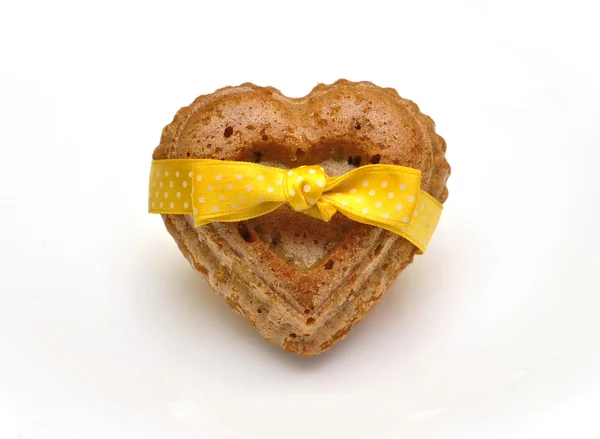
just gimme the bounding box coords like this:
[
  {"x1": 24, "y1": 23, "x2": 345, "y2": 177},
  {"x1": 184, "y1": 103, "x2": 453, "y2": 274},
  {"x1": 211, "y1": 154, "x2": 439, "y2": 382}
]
[{"x1": 152, "y1": 80, "x2": 450, "y2": 355}]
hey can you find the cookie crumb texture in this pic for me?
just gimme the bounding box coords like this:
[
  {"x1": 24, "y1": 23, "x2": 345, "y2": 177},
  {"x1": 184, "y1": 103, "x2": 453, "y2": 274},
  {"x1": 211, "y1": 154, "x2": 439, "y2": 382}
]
[{"x1": 154, "y1": 79, "x2": 450, "y2": 355}]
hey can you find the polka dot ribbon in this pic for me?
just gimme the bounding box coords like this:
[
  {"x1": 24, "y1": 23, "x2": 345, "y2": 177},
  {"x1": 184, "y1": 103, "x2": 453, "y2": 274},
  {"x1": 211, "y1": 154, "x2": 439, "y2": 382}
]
[{"x1": 148, "y1": 159, "x2": 443, "y2": 253}]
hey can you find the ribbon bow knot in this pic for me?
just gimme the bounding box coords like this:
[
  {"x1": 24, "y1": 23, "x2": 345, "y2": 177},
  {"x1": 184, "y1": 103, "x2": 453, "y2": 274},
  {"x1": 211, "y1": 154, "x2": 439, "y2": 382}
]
[
  {"x1": 284, "y1": 165, "x2": 337, "y2": 220},
  {"x1": 149, "y1": 159, "x2": 443, "y2": 253}
]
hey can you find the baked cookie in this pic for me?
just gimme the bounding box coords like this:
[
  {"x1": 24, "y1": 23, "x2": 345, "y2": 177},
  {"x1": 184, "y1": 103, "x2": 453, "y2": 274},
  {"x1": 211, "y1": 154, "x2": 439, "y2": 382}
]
[{"x1": 149, "y1": 80, "x2": 450, "y2": 355}]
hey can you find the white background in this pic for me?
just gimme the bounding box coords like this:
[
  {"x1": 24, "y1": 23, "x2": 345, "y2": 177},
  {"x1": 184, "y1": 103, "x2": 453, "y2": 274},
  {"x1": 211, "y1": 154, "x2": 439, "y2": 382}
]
[{"x1": 1, "y1": 1, "x2": 599, "y2": 438}]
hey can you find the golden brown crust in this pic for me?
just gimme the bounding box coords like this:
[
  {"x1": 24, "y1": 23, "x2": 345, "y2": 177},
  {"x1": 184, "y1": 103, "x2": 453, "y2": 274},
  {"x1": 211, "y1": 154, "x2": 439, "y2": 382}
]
[{"x1": 153, "y1": 80, "x2": 450, "y2": 355}]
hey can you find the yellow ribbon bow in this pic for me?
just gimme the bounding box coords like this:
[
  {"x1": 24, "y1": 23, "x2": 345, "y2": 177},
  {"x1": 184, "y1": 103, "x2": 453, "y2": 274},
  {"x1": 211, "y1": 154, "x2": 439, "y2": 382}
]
[{"x1": 148, "y1": 159, "x2": 442, "y2": 252}]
